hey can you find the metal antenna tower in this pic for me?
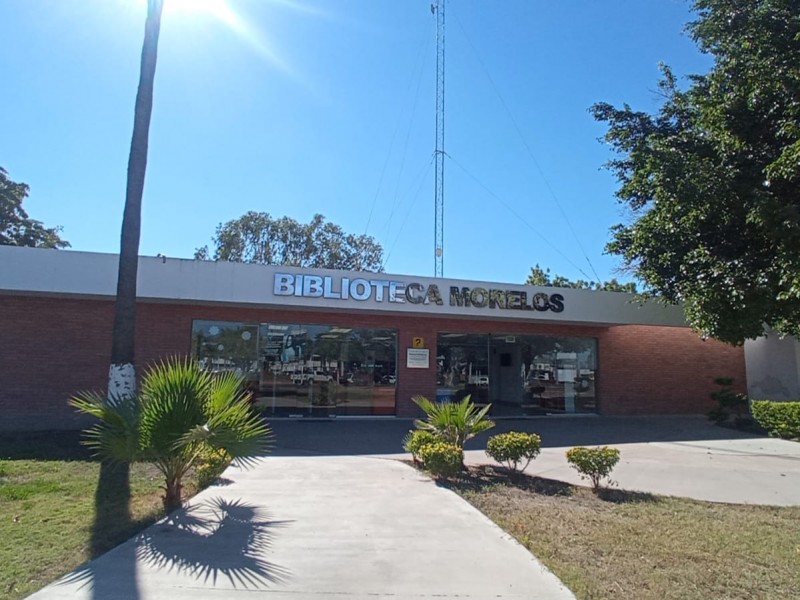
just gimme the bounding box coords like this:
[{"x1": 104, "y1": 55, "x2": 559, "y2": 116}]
[{"x1": 433, "y1": 0, "x2": 445, "y2": 277}]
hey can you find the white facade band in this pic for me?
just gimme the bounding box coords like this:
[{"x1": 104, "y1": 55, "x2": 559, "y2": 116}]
[{"x1": 0, "y1": 246, "x2": 687, "y2": 327}]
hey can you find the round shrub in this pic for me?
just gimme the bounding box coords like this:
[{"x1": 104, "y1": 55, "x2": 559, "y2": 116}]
[
  {"x1": 565, "y1": 446, "x2": 620, "y2": 491},
  {"x1": 486, "y1": 431, "x2": 542, "y2": 472},
  {"x1": 403, "y1": 429, "x2": 437, "y2": 463},
  {"x1": 194, "y1": 445, "x2": 232, "y2": 489},
  {"x1": 419, "y1": 441, "x2": 463, "y2": 479},
  {"x1": 751, "y1": 400, "x2": 800, "y2": 439}
]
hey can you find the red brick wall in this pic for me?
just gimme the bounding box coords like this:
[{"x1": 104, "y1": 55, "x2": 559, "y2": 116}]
[
  {"x1": 598, "y1": 325, "x2": 746, "y2": 414},
  {"x1": 0, "y1": 296, "x2": 113, "y2": 431},
  {"x1": 0, "y1": 294, "x2": 746, "y2": 430}
]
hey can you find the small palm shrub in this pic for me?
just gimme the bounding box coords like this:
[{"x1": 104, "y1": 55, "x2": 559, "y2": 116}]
[
  {"x1": 486, "y1": 431, "x2": 542, "y2": 472},
  {"x1": 419, "y1": 441, "x2": 463, "y2": 479},
  {"x1": 70, "y1": 357, "x2": 273, "y2": 510},
  {"x1": 566, "y1": 446, "x2": 620, "y2": 491},
  {"x1": 412, "y1": 395, "x2": 495, "y2": 450},
  {"x1": 403, "y1": 429, "x2": 437, "y2": 464},
  {"x1": 751, "y1": 400, "x2": 800, "y2": 440}
]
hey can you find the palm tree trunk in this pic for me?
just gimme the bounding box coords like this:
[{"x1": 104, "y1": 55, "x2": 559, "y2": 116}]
[
  {"x1": 109, "y1": 0, "x2": 164, "y2": 399},
  {"x1": 164, "y1": 476, "x2": 183, "y2": 511},
  {"x1": 93, "y1": 5, "x2": 164, "y2": 588}
]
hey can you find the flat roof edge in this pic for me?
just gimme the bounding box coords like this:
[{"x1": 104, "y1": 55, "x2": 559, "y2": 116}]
[{"x1": 0, "y1": 246, "x2": 688, "y2": 328}]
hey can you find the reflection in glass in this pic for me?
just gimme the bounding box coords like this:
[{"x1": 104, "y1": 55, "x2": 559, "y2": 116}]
[
  {"x1": 192, "y1": 320, "x2": 397, "y2": 417},
  {"x1": 192, "y1": 321, "x2": 260, "y2": 396},
  {"x1": 436, "y1": 332, "x2": 597, "y2": 415}
]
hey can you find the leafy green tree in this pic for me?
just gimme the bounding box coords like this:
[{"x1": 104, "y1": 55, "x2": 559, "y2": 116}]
[
  {"x1": 591, "y1": 0, "x2": 800, "y2": 344},
  {"x1": 195, "y1": 212, "x2": 384, "y2": 272},
  {"x1": 0, "y1": 167, "x2": 69, "y2": 248},
  {"x1": 526, "y1": 264, "x2": 637, "y2": 293},
  {"x1": 71, "y1": 358, "x2": 272, "y2": 510}
]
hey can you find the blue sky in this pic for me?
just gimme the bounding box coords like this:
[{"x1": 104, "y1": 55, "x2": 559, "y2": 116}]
[{"x1": 1, "y1": 0, "x2": 711, "y2": 285}]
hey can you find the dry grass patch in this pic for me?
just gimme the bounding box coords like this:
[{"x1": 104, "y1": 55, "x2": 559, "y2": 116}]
[{"x1": 448, "y1": 466, "x2": 800, "y2": 600}]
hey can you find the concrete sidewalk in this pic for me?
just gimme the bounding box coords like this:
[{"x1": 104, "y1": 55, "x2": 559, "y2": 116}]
[
  {"x1": 465, "y1": 436, "x2": 800, "y2": 506},
  {"x1": 30, "y1": 455, "x2": 575, "y2": 599},
  {"x1": 27, "y1": 415, "x2": 800, "y2": 598},
  {"x1": 267, "y1": 415, "x2": 800, "y2": 506}
]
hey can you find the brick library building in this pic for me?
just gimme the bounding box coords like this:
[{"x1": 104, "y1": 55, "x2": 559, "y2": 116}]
[{"x1": 4, "y1": 245, "x2": 780, "y2": 432}]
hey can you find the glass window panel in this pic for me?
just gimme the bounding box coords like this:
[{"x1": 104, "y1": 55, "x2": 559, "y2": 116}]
[
  {"x1": 517, "y1": 335, "x2": 597, "y2": 414},
  {"x1": 436, "y1": 333, "x2": 490, "y2": 405},
  {"x1": 437, "y1": 332, "x2": 598, "y2": 416},
  {"x1": 191, "y1": 320, "x2": 398, "y2": 417},
  {"x1": 192, "y1": 320, "x2": 259, "y2": 385}
]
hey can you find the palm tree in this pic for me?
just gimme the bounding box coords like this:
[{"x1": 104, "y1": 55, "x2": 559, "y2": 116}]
[
  {"x1": 412, "y1": 395, "x2": 495, "y2": 449},
  {"x1": 109, "y1": 0, "x2": 164, "y2": 400},
  {"x1": 90, "y1": 0, "x2": 165, "y2": 560},
  {"x1": 72, "y1": 358, "x2": 273, "y2": 510}
]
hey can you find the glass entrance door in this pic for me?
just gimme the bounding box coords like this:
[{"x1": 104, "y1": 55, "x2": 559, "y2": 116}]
[
  {"x1": 490, "y1": 336, "x2": 526, "y2": 416},
  {"x1": 437, "y1": 332, "x2": 599, "y2": 415}
]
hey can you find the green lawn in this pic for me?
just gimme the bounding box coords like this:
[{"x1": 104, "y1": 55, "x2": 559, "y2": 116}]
[
  {"x1": 450, "y1": 466, "x2": 800, "y2": 600},
  {"x1": 0, "y1": 432, "x2": 200, "y2": 599}
]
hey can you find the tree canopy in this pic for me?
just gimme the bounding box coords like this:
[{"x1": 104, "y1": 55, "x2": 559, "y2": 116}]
[
  {"x1": 591, "y1": 0, "x2": 800, "y2": 345},
  {"x1": 526, "y1": 264, "x2": 637, "y2": 293},
  {"x1": 195, "y1": 212, "x2": 384, "y2": 272},
  {"x1": 0, "y1": 167, "x2": 69, "y2": 249}
]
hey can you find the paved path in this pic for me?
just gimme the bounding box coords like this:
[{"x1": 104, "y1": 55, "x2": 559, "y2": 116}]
[
  {"x1": 266, "y1": 415, "x2": 800, "y2": 506},
  {"x1": 466, "y1": 436, "x2": 800, "y2": 506},
  {"x1": 30, "y1": 455, "x2": 575, "y2": 599},
  {"x1": 27, "y1": 415, "x2": 800, "y2": 599}
]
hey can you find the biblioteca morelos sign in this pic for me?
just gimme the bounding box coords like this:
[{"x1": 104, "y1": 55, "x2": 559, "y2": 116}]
[{"x1": 273, "y1": 273, "x2": 565, "y2": 313}]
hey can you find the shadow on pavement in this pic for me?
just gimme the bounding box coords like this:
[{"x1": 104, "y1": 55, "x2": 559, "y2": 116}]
[
  {"x1": 136, "y1": 497, "x2": 293, "y2": 588},
  {"x1": 62, "y1": 497, "x2": 292, "y2": 595},
  {"x1": 267, "y1": 415, "x2": 764, "y2": 457},
  {"x1": 89, "y1": 461, "x2": 139, "y2": 600}
]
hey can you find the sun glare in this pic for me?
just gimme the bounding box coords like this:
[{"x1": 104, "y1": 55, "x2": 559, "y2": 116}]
[
  {"x1": 164, "y1": 0, "x2": 235, "y2": 22},
  {"x1": 156, "y1": 0, "x2": 295, "y2": 76}
]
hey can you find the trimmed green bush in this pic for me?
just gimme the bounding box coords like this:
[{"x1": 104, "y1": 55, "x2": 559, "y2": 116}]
[
  {"x1": 751, "y1": 400, "x2": 800, "y2": 440},
  {"x1": 419, "y1": 441, "x2": 463, "y2": 479},
  {"x1": 566, "y1": 446, "x2": 620, "y2": 491},
  {"x1": 194, "y1": 445, "x2": 232, "y2": 489},
  {"x1": 402, "y1": 429, "x2": 437, "y2": 463},
  {"x1": 485, "y1": 431, "x2": 542, "y2": 472}
]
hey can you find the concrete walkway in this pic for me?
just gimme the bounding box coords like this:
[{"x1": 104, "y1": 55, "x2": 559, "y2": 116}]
[
  {"x1": 30, "y1": 455, "x2": 575, "y2": 599},
  {"x1": 467, "y1": 435, "x2": 800, "y2": 506},
  {"x1": 27, "y1": 415, "x2": 800, "y2": 599},
  {"x1": 267, "y1": 415, "x2": 800, "y2": 506}
]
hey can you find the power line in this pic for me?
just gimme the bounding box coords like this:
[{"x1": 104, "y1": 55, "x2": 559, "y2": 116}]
[
  {"x1": 382, "y1": 155, "x2": 435, "y2": 271},
  {"x1": 364, "y1": 24, "x2": 431, "y2": 237},
  {"x1": 382, "y1": 29, "x2": 431, "y2": 241},
  {"x1": 451, "y1": 9, "x2": 603, "y2": 285},
  {"x1": 447, "y1": 154, "x2": 595, "y2": 281}
]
